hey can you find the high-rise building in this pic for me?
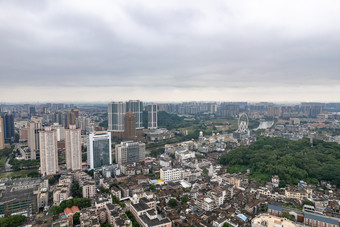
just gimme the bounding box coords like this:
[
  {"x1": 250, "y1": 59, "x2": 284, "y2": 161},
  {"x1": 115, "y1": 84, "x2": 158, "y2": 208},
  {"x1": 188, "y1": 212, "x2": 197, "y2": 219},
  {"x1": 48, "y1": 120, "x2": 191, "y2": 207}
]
[
  {"x1": 126, "y1": 100, "x2": 143, "y2": 129},
  {"x1": 87, "y1": 131, "x2": 112, "y2": 169},
  {"x1": 51, "y1": 123, "x2": 65, "y2": 141},
  {"x1": 124, "y1": 110, "x2": 136, "y2": 141},
  {"x1": 39, "y1": 126, "x2": 58, "y2": 176},
  {"x1": 147, "y1": 104, "x2": 158, "y2": 129},
  {"x1": 66, "y1": 109, "x2": 79, "y2": 128},
  {"x1": 115, "y1": 141, "x2": 145, "y2": 165},
  {"x1": 0, "y1": 116, "x2": 5, "y2": 149},
  {"x1": 27, "y1": 116, "x2": 43, "y2": 160},
  {"x1": 108, "y1": 102, "x2": 126, "y2": 131},
  {"x1": 1, "y1": 113, "x2": 14, "y2": 143},
  {"x1": 65, "y1": 125, "x2": 81, "y2": 171}
]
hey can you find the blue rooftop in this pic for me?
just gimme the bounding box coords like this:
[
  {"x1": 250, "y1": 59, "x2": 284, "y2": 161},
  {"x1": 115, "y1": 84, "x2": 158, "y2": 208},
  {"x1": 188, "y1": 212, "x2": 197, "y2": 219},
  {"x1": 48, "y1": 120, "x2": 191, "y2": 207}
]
[
  {"x1": 268, "y1": 204, "x2": 283, "y2": 212},
  {"x1": 236, "y1": 213, "x2": 247, "y2": 222},
  {"x1": 304, "y1": 213, "x2": 339, "y2": 225}
]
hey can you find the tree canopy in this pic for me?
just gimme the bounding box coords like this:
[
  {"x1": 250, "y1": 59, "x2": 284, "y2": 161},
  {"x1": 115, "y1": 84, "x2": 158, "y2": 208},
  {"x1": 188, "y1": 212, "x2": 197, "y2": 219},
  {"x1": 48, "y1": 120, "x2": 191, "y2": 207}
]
[
  {"x1": 220, "y1": 137, "x2": 340, "y2": 186},
  {"x1": 0, "y1": 215, "x2": 26, "y2": 227}
]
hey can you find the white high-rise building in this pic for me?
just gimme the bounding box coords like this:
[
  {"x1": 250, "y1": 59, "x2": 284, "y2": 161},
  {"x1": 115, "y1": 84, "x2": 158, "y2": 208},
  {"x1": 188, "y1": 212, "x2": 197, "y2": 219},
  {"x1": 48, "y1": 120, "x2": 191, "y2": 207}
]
[
  {"x1": 160, "y1": 167, "x2": 184, "y2": 182},
  {"x1": 51, "y1": 123, "x2": 65, "y2": 141},
  {"x1": 147, "y1": 104, "x2": 157, "y2": 129},
  {"x1": 108, "y1": 102, "x2": 126, "y2": 131},
  {"x1": 39, "y1": 126, "x2": 58, "y2": 176},
  {"x1": 115, "y1": 141, "x2": 145, "y2": 165},
  {"x1": 28, "y1": 116, "x2": 43, "y2": 160},
  {"x1": 87, "y1": 131, "x2": 112, "y2": 169},
  {"x1": 65, "y1": 125, "x2": 82, "y2": 171},
  {"x1": 126, "y1": 100, "x2": 143, "y2": 129}
]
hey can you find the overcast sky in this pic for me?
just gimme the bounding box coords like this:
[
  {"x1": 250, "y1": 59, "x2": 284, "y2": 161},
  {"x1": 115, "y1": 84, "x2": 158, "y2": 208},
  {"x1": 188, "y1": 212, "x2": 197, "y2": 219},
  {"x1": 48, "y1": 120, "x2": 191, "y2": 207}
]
[{"x1": 0, "y1": 0, "x2": 340, "y2": 103}]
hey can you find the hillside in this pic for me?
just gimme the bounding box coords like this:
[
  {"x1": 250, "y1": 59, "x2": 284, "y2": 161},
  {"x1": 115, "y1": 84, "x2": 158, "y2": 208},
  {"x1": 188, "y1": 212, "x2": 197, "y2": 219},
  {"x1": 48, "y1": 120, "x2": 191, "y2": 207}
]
[{"x1": 219, "y1": 136, "x2": 340, "y2": 186}]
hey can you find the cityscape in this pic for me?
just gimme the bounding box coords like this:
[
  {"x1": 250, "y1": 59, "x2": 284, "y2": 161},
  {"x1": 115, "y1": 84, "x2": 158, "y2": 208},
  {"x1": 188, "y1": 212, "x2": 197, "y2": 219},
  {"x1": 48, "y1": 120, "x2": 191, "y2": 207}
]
[
  {"x1": 0, "y1": 101, "x2": 340, "y2": 227},
  {"x1": 1, "y1": 1, "x2": 340, "y2": 227}
]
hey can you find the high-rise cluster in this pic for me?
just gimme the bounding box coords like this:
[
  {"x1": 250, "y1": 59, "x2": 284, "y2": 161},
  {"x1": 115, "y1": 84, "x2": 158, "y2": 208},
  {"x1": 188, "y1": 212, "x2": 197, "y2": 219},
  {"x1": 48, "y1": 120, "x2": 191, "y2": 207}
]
[
  {"x1": 108, "y1": 100, "x2": 144, "y2": 131},
  {"x1": 39, "y1": 124, "x2": 82, "y2": 176},
  {"x1": 108, "y1": 101, "x2": 158, "y2": 139}
]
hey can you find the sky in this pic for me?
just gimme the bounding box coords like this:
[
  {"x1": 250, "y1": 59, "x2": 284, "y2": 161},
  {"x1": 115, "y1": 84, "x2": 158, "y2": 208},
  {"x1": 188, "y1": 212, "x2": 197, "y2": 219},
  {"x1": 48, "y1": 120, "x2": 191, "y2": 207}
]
[{"x1": 0, "y1": 0, "x2": 340, "y2": 103}]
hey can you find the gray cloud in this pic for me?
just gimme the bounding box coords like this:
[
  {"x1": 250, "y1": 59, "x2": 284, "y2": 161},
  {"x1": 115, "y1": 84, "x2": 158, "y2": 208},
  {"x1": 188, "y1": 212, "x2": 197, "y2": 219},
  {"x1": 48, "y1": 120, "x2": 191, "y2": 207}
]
[{"x1": 0, "y1": 0, "x2": 340, "y2": 102}]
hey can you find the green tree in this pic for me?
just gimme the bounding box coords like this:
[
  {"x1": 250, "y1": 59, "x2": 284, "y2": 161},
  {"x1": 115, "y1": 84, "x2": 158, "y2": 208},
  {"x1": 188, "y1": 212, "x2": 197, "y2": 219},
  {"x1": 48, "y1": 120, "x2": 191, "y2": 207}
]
[
  {"x1": 72, "y1": 182, "x2": 83, "y2": 198},
  {"x1": 149, "y1": 184, "x2": 156, "y2": 191},
  {"x1": 168, "y1": 199, "x2": 178, "y2": 207},
  {"x1": 0, "y1": 215, "x2": 26, "y2": 227},
  {"x1": 181, "y1": 196, "x2": 189, "y2": 204},
  {"x1": 73, "y1": 212, "x2": 80, "y2": 225},
  {"x1": 203, "y1": 168, "x2": 209, "y2": 175},
  {"x1": 223, "y1": 222, "x2": 230, "y2": 227},
  {"x1": 87, "y1": 169, "x2": 94, "y2": 177}
]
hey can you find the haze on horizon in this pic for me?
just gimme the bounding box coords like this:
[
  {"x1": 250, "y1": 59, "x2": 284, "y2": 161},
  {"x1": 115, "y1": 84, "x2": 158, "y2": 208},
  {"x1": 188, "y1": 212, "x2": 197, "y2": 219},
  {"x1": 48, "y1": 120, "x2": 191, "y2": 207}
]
[{"x1": 0, "y1": 0, "x2": 340, "y2": 103}]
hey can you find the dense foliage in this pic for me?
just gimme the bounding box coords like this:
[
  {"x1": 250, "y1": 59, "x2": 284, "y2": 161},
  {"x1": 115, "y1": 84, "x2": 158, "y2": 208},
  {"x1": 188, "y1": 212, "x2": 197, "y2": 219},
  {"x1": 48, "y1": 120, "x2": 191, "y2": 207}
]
[
  {"x1": 73, "y1": 212, "x2": 80, "y2": 225},
  {"x1": 49, "y1": 198, "x2": 91, "y2": 214},
  {"x1": 0, "y1": 148, "x2": 12, "y2": 168},
  {"x1": 71, "y1": 182, "x2": 83, "y2": 198},
  {"x1": 0, "y1": 215, "x2": 26, "y2": 227},
  {"x1": 220, "y1": 137, "x2": 340, "y2": 186},
  {"x1": 168, "y1": 198, "x2": 178, "y2": 207},
  {"x1": 9, "y1": 159, "x2": 39, "y2": 171},
  {"x1": 125, "y1": 210, "x2": 140, "y2": 227}
]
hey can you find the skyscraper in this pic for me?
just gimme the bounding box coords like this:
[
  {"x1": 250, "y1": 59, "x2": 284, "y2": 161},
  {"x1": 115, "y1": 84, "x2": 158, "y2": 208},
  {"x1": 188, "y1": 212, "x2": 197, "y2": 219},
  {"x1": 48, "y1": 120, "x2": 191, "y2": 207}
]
[
  {"x1": 147, "y1": 104, "x2": 158, "y2": 129},
  {"x1": 1, "y1": 113, "x2": 14, "y2": 143},
  {"x1": 65, "y1": 125, "x2": 81, "y2": 171},
  {"x1": 87, "y1": 131, "x2": 112, "y2": 169},
  {"x1": 126, "y1": 100, "x2": 143, "y2": 129},
  {"x1": 115, "y1": 141, "x2": 145, "y2": 165},
  {"x1": 124, "y1": 110, "x2": 136, "y2": 141},
  {"x1": 0, "y1": 116, "x2": 5, "y2": 149},
  {"x1": 39, "y1": 126, "x2": 58, "y2": 176},
  {"x1": 28, "y1": 116, "x2": 43, "y2": 160},
  {"x1": 108, "y1": 102, "x2": 126, "y2": 131}
]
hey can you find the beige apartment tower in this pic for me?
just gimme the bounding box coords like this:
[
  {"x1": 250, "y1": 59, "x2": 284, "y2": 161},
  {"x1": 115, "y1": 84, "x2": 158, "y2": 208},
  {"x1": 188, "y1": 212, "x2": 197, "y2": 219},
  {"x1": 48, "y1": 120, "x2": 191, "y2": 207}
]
[
  {"x1": 0, "y1": 116, "x2": 4, "y2": 150},
  {"x1": 28, "y1": 116, "x2": 43, "y2": 160},
  {"x1": 39, "y1": 126, "x2": 58, "y2": 176},
  {"x1": 65, "y1": 125, "x2": 82, "y2": 171}
]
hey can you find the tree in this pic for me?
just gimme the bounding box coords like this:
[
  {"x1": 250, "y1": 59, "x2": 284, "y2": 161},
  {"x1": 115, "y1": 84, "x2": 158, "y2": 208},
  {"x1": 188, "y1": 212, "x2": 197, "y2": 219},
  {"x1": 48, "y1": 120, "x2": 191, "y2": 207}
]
[
  {"x1": 99, "y1": 186, "x2": 110, "y2": 194},
  {"x1": 280, "y1": 211, "x2": 295, "y2": 221},
  {"x1": 223, "y1": 222, "x2": 230, "y2": 227},
  {"x1": 203, "y1": 168, "x2": 209, "y2": 175},
  {"x1": 73, "y1": 212, "x2": 80, "y2": 225},
  {"x1": 168, "y1": 199, "x2": 178, "y2": 207},
  {"x1": 72, "y1": 182, "x2": 83, "y2": 198},
  {"x1": 87, "y1": 169, "x2": 94, "y2": 177},
  {"x1": 149, "y1": 184, "x2": 156, "y2": 191},
  {"x1": 181, "y1": 196, "x2": 189, "y2": 204},
  {"x1": 48, "y1": 176, "x2": 57, "y2": 185},
  {"x1": 0, "y1": 215, "x2": 26, "y2": 227}
]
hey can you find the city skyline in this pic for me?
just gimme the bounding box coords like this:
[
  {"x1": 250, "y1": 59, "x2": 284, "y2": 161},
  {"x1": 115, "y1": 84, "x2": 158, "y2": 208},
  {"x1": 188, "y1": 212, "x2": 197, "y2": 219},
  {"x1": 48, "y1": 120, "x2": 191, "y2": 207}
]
[{"x1": 1, "y1": 0, "x2": 340, "y2": 102}]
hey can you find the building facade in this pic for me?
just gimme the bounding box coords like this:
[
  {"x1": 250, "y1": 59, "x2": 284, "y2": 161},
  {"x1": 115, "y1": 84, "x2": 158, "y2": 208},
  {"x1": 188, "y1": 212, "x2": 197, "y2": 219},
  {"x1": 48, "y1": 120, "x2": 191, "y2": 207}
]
[
  {"x1": 28, "y1": 116, "x2": 43, "y2": 160},
  {"x1": 0, "y1": 116, "x2": 4, "y2": 149},
  {"x1": 108, "y1": 102, "x2": 126, "y2": 131},
  {"x1": 126, "y1": 100, "x2": 143, "y2": 129},
  {"x1": 1, "y1": 113, "x2": 14, "y2": 143},
  {"x1": 87, "y1": 131, "x2": 112, "y2": 169},
  {"x1": 115, "y1": 141, "x2": 145, "y2": 165},
  {"x1": 147, "y1": 104, "x2": 157, "y2": 129},
  {"x1": 39, "y1": 126, "x2": 58, "y2": 176},
  {"x1": 160, "y1": 168, "x2": 184, "y2": 182},
  {"x1": 124, "y1": 110, "x2": 136, "y2": 141},
  {"x1": 65, "y1": 125, "x2": 82, "y2": 171}
]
